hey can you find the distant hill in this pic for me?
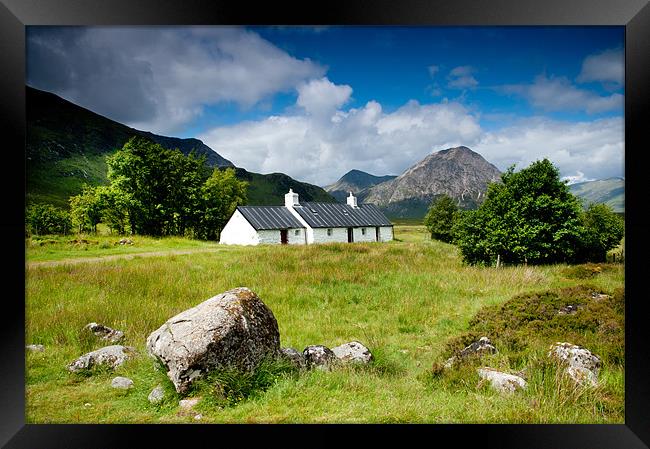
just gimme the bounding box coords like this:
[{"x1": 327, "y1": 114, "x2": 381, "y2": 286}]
[
  {"x1": 324, "y1": 169, "x2": 397, "y2": 202},
  {"x1": 26, "y1": 86, "x2": 334, "y2": 208},
  {"x1": 235, "y1": 168, "x2": 336, "y2": 206},
  {"x1": 569, "y1": 177, "x2": 624, "y2": 213},
  {"x1": 363, "y1": 146, "x2": 502, "y2": 218}
]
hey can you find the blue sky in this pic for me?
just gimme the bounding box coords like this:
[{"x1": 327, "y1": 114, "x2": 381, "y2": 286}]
[{"x1": 27, "y1": 26, "x2": 624, "y2": 186}]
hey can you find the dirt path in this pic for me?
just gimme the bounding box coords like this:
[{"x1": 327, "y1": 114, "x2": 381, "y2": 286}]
[{"x1": 27, "y1": 247, "x2": 222, "y2": 268}]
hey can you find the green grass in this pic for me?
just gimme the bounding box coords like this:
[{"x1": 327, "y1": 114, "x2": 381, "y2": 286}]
[{"x1": 25, "y1": 225, "x2": 624, "y2": 423}]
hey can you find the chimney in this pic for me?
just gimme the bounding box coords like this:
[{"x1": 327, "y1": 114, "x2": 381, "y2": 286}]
[
  {"x1": 285, "y1": 188, "x2": 300, "y2": 207},
  {"x1": 346, "y1": 191, "x2": 358, "y2": 208}
]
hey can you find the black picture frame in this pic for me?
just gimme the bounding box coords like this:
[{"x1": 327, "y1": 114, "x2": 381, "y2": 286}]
[{"x1": 2, "y1": 0, "x2": 648, "y2": 447}]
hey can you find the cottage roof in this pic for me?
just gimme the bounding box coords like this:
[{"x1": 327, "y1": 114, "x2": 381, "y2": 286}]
[
  {"x1": 293, "y1": 202, "x2": 393, "y2": 228},
  {"x1": 237, "y1": 206, "x2": 306, "y2": 230}
]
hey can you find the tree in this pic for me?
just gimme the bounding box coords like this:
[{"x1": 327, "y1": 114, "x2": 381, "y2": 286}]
[
  {"x1": 69, "y1": 185, "x2": 104, "y2": 233},
  {"x1": 196, "y1": 168, "x2": 247, "y2": 240},
  {"x1": 26, "y1": 203, "x2": 71, "y2": 236},
  {"x1": 424, "y1": 194, "x2": 458, "y2": 243},
  {"x1": 576, "y1": 203, "x2": 625, "y2": 262},
  {"x1": 454, "y1": 159, "x2": 585, "y2": 265},
  {"x1": 95, "y1": 185, "x2": 132, "y2": 235}
]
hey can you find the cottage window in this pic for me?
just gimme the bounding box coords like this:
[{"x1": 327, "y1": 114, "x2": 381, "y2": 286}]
[
  {"x1": 327, "y1": 228, "x2": 333, "y2": 236},
  {"x1": 361, "y1": 228, "x2": 366, "y2": 235},
  {"x1": 294, "y1": 229, "x2": 300, "y2": 236}
]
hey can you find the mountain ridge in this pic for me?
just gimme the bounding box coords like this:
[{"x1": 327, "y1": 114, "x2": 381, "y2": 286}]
[{"x1": 324, "y1": 169, "x2": 397, "y2": 203}]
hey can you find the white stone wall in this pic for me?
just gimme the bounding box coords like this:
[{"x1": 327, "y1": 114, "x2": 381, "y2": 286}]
[
  {"x1": 378, "y1": 226, "x2": 393, "y2": 242},
  {"x1": 312, "y1": 227, "x2": 349, "y2": 244},
  {"x1": 353, "y1": 226, "x2": 376, "y2": 243},
  {"x1": 219, "y1": 210, "x2": 260, "y2": 245},
  {"x1": 288, "y1": 228, "x2": 307, "y2": 244},
  {"x1": 257, "y1": 229, "x2": 281, "y2": 244}
]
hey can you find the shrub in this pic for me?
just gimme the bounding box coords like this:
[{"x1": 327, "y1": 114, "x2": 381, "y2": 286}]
[{"x1": 26, "y1": 203, "x2": 71, "y2": 236}]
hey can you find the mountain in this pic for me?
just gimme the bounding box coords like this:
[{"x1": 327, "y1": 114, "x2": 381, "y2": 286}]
[
  {"x1": 569, "y1": 177, "x2": 624, "y2": 213},
  {"x1": 26, "y1": 86, "x2": 334, "y2": 208},
  {"x1": 363, "y1": 146, "x2": 502, "y2": 218},
  {"x1": 324, "y1": 169, "x2": 397, "y2": 202}
]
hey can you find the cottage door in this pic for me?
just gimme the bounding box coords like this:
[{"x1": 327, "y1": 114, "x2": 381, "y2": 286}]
[
  {"x1": 280, "y1": 229, "x2": 288, "y2": 244},
  {"x1": 375, "y1": 227, "x2": 380, "y2": 241},
  {"x1": 347, "y1": 228, "x2": 353, "y2": 243}
]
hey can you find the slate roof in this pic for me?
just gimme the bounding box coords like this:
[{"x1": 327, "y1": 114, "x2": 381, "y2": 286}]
[
  {"x1": 237, "y1": 206, "x2": 305, "y2": 230},
  {"x1": 293, "y1": 202, "x2": 393, "y2": 228}
]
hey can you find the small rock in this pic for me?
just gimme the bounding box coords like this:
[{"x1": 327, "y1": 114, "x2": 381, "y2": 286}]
[
  {"x1": 558, "y1": 305, "x2": 580, "y2": 315},
  {"x1": 26, "y1": 344, "x2": 44, "y2": 352},
  {"x1": 477, "y1": 367, "x2": 528, "y2": 394},
  {"x1": 84, "y1": 322, "x2": 125, "y2": 343},
  {"x1": 279, "y1": 347, "x2": 307, "y2": 370},
  {"x1": 331, "y1": 341, "x2": 373, "y2": 364},
  {"x1": 111, "y1": 376, "x2": 134, "y2": 389},
  {"x1": 194, "y1": 414, "x2": 202, "y2": 421},
  {"x1": 548, "y1": 342, "x2": 601, "y2": 387},
  {"x1": 591, "y1": 292, "x2": 611, "y2": 301},
  {"x1": 178, "y1": 397, "x2": 201, "y2": 417},
  {"x1": 68, "y1": 345, "x2": 135, "y2": 373},
  {"x1": 303, "y1": 345, "x2": 337, "y2": 371},
  {"x1": 84, "y1": 403, "x2": 92, "y2": 407},
  {"x1": 444, "y1": 336, "x2": 497, "y2": 369},
  {"x1": 148, "y1": 385, "x2": 165, "y2": 404}
]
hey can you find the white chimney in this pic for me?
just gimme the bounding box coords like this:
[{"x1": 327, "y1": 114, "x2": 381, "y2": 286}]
[
  {"x1": 285, "y1": 188, "x2": 300, "y2": 207},
  {"x1": 346, "y1": 191, "x2": 358, "y2": 208}
]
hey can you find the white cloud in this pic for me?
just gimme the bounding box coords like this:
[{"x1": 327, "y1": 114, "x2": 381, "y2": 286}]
[
  {"x1": 473, "y1": 117, "x2": 624, "y2": 181},
  {"x1": 296, "y1": 77, "x2": 352, "y2": 117},
  {"x1": 199, "y1": 83, "x2": 482, "y2": 185},
  {"x1": 502, "y1": 74, "x2": 623, "y2": 114},
  {"x1": 576, "y1": 48, "x2": 624, "y2": 86},
  {"x1": 447, "y1": 65, "x2": 478, "y2": 89},
  {"x1": 27, "y1": 26, "x2": 325, "y2": 134},
  {"x1": 561, "y1": 171, "x2": 596, "y2": 185}
]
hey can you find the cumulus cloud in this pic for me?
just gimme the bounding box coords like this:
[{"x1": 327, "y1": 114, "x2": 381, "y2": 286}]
[
  {"x1": 26, "y1": 26, "x2": 325, "y2": 134},
  {"x1": 199, "y1": 85, "x2": 483, "y2": 185},
  {"x1": 296, "y1": 77, "x2": 352, "y2": 117},
  {"x1": 501, "y1": 74, "x2": 623, "y2": 114},
  {"x1": 561, "y1": 171, "x2": 596, "y2": 185},
  {"x1": 473, "y1": 116, "x2": 624, "y2": 181},
  {"x1": 447, "y1": 65, "x2": 478, "y2": 89},
  {"x1": 576, "y1": 48, "x2": 624, "y2": 86}
]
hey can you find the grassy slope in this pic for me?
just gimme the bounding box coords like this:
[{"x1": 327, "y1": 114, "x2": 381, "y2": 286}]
[{"x1": 25, "y1": 226, "x2": 624, "y2": 423}]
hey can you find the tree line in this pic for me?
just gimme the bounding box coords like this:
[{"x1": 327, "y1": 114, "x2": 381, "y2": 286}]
[
  {"x1": 424, "y1": 159, "x2": 624, "y2": 264},
  {"x1": 26, "y1": 137, "x2": 247, "y2": 240}
]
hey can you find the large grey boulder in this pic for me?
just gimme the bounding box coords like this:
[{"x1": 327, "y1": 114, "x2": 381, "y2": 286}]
[
  {"x1": 445, "y1": 336, "x2": 497, "y2": 368},
  {"x1": 477, "y1": 367, "x2": 527, "y2": 394},
  {"x1": 68, "y1": 345, "x2": 135, "y2": 373},
  {"x1": 332, "y1": 341, "x2": 373, "y2": 364},
  {"x1": 303, "y1": 345, "x2": 337, "y2": 370},
  {"x1": 146, "y1": 287, "x2": 281, "y2": 393},
  {"x1": 280, "y1": 347, "x2": 308, "y2": 371},
  {"x1": 548, "y1": 342, "x2": 601, "y2": 387},
  {"x1": 84, "y1": 322, "x2": 125, "y2": 343}
]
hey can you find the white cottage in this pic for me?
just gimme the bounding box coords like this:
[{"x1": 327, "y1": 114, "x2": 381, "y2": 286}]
[{"x1": 219, "y1": 189, "x2": 393, "y2": 245}]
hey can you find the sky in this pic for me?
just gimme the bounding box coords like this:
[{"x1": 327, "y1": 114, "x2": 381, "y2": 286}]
[{"x1": 26, "y1": 26, "x2": 625, "y2": 186}]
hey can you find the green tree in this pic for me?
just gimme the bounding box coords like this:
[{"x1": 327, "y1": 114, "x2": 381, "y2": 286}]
[
  {"x1": 196, "y1": 168, "x2": 248, "y2": 241},
  {"x1": 26, "y1": 203, "x2": 71, "y2": 236},
  {"x1": 424, "y1": 194, "x2": 459, "y2": 243},
  {"x1": 577, "y1": 203, "x2": 625, "y2": 262},
  {"x1": 95, "y1": 185, "x2": 132, "y2": 235},
  {"x1": 454, "y1": 159, "x2": 585, "y2": 265},
  {"x1": 69, "y1": 185, "x2": 104, "y2": 233}
]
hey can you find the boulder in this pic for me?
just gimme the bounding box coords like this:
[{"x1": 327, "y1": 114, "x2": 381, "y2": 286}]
[
  {"x1": 68, "y1": 345, "x2": 135, "y2": 373},
  {"x1": 84, "y1": 322, "x2": 125, "y2": 343},
  {"x1": 148, "y1": 385, "x2": 165, "y2": 404},
  {"x1": 444, "y1": 336, "x2": 497, "y2": 368},
  {"x1": 146, "y1": 287, "x2": 281, "y2": 393},
  {"x1": 280, "y1": 347, "x2": 307, "y2": 370},
  {"x1": 477, "y1": 367, "x2": 528, "y2": 394},
  {"x1": 331, "y1": 341, "x2": 373, "y2": 364},
  {"x1": 26, "y1": 344, "x2": 44, "y2": 352},
  {"x1": 548, "y1": 342, "x2": 601, "y2": 387},
  {"x1": 111, "y1": 376, "x2": 134, "y2": 389},
  {"x1": 303, "y1": 345, "x2": 337, "y2": 370}
]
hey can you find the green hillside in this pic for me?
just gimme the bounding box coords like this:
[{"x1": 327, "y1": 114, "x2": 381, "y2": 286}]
[
  {"x1": 26, "y1": 86, "x2": 335, "y2": 208},
  {"x1": 569, "y1": 178, "x2": 624, "y2": 213}
]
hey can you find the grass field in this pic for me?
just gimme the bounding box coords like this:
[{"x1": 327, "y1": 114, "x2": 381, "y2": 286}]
[{"x1": 25, "y1": 225, "x2": 624, "y2": 423}]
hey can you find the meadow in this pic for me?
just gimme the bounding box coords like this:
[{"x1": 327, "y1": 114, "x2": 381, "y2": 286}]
[{"x1": 25, "y1": 225, "x2": 624, "y2": 423}]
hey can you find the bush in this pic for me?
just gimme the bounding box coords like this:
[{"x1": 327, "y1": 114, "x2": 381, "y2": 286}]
[
  {"x1": 424, "y1": 194, "x2": 459, "y2": 243},
  {"x1": 26, "y1": 203, "x2": 71, "y2": 236}
]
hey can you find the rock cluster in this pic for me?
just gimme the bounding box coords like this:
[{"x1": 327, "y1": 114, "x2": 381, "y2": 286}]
[{"x1": 116, "y1": 239, "x2": 134, "y2": 245}]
